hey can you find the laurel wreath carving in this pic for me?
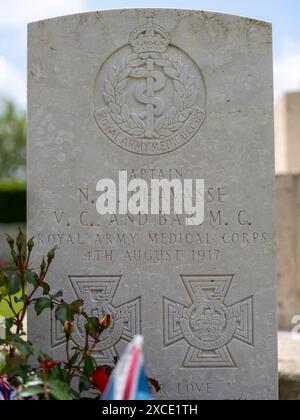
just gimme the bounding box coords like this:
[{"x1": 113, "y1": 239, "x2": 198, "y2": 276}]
[{"x1": 103, "y1": 53, "x2": 199, "y2": 139}]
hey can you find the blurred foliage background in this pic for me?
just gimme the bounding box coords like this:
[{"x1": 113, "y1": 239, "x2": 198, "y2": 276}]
[
  {"x1": 0, "y1": 100, "x2": 27, "y2": 315},
  {"x1": 0, "y1": 100, "x2": 26, "y2": 225},
  {"x1": 0, "y1": 101, "x2": 26, "y2": 180}
]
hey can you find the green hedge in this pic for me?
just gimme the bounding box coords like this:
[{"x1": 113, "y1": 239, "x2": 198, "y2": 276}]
[{"x1": 0, "y1": 179, "x2": 26, "y2": 223}]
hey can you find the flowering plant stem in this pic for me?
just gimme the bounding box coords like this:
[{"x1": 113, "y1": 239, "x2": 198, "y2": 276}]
[{"x1": 0, "y1": 230, "x2": 114, "y2": 400}]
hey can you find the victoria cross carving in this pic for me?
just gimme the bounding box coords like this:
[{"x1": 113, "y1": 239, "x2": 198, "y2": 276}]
[
  {"x1": 51, "y1": 276, "x2": 141, "y2": 364},
  {"x1": 94, "y1": 17, "x2": 207, "y2": 155},
  {"x1": 163, "y1": 275, "x2": 254, "y2": 368}
]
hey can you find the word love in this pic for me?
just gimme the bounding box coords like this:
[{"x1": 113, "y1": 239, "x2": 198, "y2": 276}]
[{"x1": 95, "y1": 171, "x2": 205, "y2": 226}]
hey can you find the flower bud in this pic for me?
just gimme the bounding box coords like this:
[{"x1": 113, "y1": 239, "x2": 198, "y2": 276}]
[
  {"x1": 40, "y1": 257, "x2": 46, "y2": 272},
  {"x1": 99, "y1": 314, "x2": 111, "y2": 330},
  {"x1": 11, "y1": 250, "x2": 18, "y2": 265},
  {"x1": 5, "y1": 235, "x2": 15, "y2": 251},
  {"x1": 47, "y1": 248, "x2": 56, "y2": 264},
  {"x1": 27, "y1": 237, "x2": 34, "y2": 253},
  {"x1": 16, "y1": 230, "x2": 26, "y2": 252},
  {"x1": 64, "y1": 321, "x2": 73, "y2": 337}
]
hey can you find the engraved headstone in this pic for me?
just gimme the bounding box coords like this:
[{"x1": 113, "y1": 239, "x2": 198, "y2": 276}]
[{"x1": 28, "y1": 9, "x2": 277, "y2": 400}]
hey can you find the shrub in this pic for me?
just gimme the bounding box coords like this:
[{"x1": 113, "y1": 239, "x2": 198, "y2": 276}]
[{"x1": 0, "y1": 230, "x2": 159, "y2": 400}]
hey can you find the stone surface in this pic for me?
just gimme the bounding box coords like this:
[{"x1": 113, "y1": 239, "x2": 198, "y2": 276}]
[
  {"x1": 275, "y1": 92, "x2": 300, "y2": 174},
  {"x1": 28, "y1": 9, "x2": 277, "y2": 400}
]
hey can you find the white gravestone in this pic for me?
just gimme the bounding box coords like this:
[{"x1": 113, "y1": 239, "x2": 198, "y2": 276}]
[{"x1": 28, "y1": 9, "x2": 277, "y2": 400}]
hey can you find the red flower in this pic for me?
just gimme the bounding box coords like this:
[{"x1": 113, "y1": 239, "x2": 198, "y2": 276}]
[
  {"x1": 40, "y1": 360, "x2": 60, "y2": 375},
  {"x1": 92, "y1": 367, "x2": 109, "y2": 394}
]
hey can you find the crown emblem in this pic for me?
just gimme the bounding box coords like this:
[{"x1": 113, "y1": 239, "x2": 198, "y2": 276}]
[
  {"x1": 95, "y1": 17, "x2": 207, "y2": 155},
  {"x1": 129, "y1": 17, "x2": 170, "y2": 54}
]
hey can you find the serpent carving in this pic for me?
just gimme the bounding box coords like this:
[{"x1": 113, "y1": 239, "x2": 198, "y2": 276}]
[{"x1": 130, "y1": 61, "x2": 166, "y2": 138}]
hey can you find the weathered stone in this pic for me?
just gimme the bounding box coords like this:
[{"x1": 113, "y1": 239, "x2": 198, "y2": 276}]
[{"x1": 28, "y1": 9, "x2": 277, "y2": 400}]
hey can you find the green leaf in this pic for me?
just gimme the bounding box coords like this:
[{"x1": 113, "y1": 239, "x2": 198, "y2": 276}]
[
  {"x1": 0, "y1": 284, "x2": 8, "y2": 298},
  {"x1": 55, "y1": 303, "x2": 74, "y2": 323},
  {"x1": 69, "y1": 351, "x2": 80, "y2": 367},
  {"x1": 25, "y1": 379, "x2": 44, "y2": 387},
  {"x1": 19, "y1": 386, "x2": 45, "y2": 398},
  {"x1": 51, "y1": 290, "x2": 63, "y2": 300},
  {"x1": 9, "y1": 365, "x2": 32, "y2": 384},
  {"x1": 14, "y1": 295, "x2": 24, "y2": 304},
  {"x1": 48, "y1": 364, "x2": 67, "y2": 382},
  {"x1": 79, "y1": 376, "x2": 93, "y2": 393},
  {"x1": 17, "y1": 379, "x2": 44, "y2": 398},
  {"x1": 48, "y1": 379, "x2": 72, "y2": 401},
  {"x1": 41, "y1": 282, "x2": 50, "y2": 295},
  {"x1": 5, "y1": 317, "x2": 14, "y2": 330},
  {"x1": 6, "y1": 272, "x2": 21, "y2": 295},
  {"x1": 84, "y1": 354, "x2": 96, "y2": 377},
  {"x1": 34, "y1": 297, "x2": 53, "y2": 316},
  {"x1": 25, "y1": 270, "x2": 39, "y2": 287},
  {"x1": 71, "y1": 299, "x2": 84, "y2": 314},
  {"x1": 9, "y1": 335, "x2": 33, "y2": 358},
  {"x1": 37, "y1": 352, "x2": 50, "y2": 364},
  {"x1": 85, "y1": 317, "x2": 100, "y2": 339}
]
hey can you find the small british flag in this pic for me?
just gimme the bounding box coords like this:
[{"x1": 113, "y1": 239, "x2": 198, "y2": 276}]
[
  {"x1": 103, "y1": 336, "x2": 151, "y2": 401},
  {"x1": 0, "y1": 375, "x2": 12, "y2": 401}
]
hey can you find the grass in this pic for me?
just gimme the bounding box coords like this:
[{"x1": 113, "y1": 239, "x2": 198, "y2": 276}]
[{"x1": 0, "y1": 178, "x2": 26, "y2": 192}]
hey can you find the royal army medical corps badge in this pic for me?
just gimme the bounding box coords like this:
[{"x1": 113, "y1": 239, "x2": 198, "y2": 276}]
[{"x1": 94, "y1": 17, "x2": 207, "y2": 156}]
